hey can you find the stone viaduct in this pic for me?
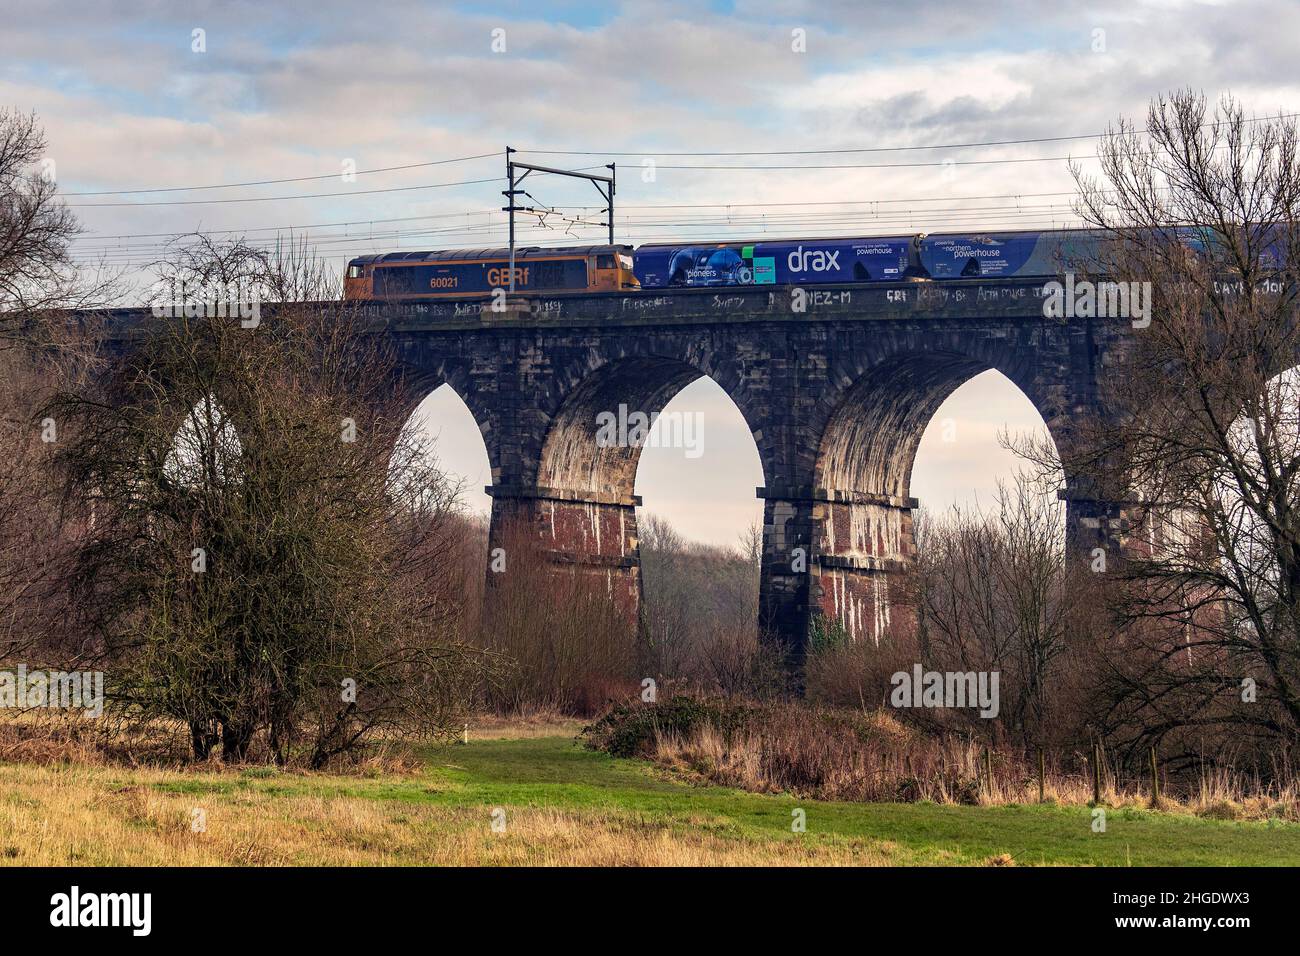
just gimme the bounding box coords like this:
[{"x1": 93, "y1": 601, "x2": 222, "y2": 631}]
[
  {"x1": 100, "y1": 277, "x2": 1139, "y2": 668},
  {"x1": 370, "y1": 278, "x2": 1133, "y2": 667}
]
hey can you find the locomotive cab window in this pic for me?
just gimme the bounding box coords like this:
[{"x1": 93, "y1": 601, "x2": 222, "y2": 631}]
[
  {"x1": 346, "y1": 265, "x2": 364, "y2": 278},
  {"x1": 596, "y1": 254, "x2": 615, "y2": 269}
]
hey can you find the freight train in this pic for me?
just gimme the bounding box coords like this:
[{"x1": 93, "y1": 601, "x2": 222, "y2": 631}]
[{"x1": 341, "y1": 227, "x2": 1258, "y2": 301}]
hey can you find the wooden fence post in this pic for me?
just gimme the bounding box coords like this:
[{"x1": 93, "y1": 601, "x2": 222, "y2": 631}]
[{"x1": 1092, "y1": 742, "x2": 1102, "y2": 804}]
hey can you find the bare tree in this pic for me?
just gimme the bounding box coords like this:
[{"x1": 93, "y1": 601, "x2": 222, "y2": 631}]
[
  {"x1": 0, "y1": 108, "x2": 118, "y2": 341},
  {"x1": 1024, "y1": 91, "x2": 1300, "y2": 762},
  {"x1": 639, "y1": 513, "x2": 768, "y2": 694},
  {"x1": 0, "y1": 349, "x2": 81, "y2": 665},
  {"x1": 905, "y1": 477, "x2": 1097, "y2": 748},
  {"x1": 0, "y1": 109, "x2": 106, "y2": 667},
  {"x1": 145, "y1": 232, "x2": 340, "y2": 309},
  {"x1": 49, "y1": 238, "x2": 482, "y2": 764}
]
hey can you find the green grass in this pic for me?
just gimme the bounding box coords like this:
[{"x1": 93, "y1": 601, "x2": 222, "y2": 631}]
[
  {"x1": 158, "y1": 733, "x2": 1299, "y2": 866},
  {"x1": 422, "y1": 736, "x2": 1300, "y2": 866}
]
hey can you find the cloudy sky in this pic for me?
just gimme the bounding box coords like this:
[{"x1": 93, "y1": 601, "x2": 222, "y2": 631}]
[{"x1": 7, "y1": 0, "x2": 1298, "y2": 545}]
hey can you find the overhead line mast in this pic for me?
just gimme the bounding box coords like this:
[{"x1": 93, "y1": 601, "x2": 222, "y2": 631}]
[{"x1": 502, "y1": 146, "x2": 615, "y2": 293}]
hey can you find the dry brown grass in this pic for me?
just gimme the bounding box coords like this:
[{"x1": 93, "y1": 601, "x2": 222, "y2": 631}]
[
  {"x1": 465, "y1": 710, "x2": 585, "y2": 740},
  {"x1": 641, "y1": 704, "x2": 1300, "y2": 822},
  {"x1": 0, "y1": 711, "x2": 534, "y2": 773},
  {"x1": 0, "y1": 712, "x2": 191, "y2": 767},
  {"x1": 0, "y1": 760, "x2": 894, "y2": 866}
]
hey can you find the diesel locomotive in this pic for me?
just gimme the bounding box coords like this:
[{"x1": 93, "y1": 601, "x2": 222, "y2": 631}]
[{"x1": 343, "y1": 244, "x2": 638, "y2": 300}]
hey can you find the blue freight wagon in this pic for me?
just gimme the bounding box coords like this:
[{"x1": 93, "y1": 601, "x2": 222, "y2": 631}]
[
  {"x1": 917, "y1": 230, "x2": 1107, "y2": 279},
  {"x1": 634, "y1": 236, "x2": 920, "y2": 288}
]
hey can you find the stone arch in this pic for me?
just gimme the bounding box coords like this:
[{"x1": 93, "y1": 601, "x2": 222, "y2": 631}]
[
  {"x1": 816, "y1": 350, "x2": 993, "y2": 500},
  {"x1": 494, "y1": 350, "x2": 765, "y2": 629},
  {"x1": 536, "y1": 355, "x2": 703, "y2": 497},
  {"x1": 392, "y1": 361, "x2": 502, "y2": 484},
  {"x1": 805, "y1": 343, "x2": 1072, "y2": 646},
  {"x1": 817, "y1": 348, "x2": 1072, "y2": 493},
  {"x1": 633, "y1": 375, "x2": 767, "y2": 547},
  {"x1": 392, "y1": 368, "x2": 498, "y2": 514},
  {"x1": 165, "y1": 392, "x2": 243, "y2": 488}
]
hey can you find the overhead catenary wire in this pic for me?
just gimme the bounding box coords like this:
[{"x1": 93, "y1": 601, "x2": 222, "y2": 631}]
[
  {"x1": 514, "y1": 110, "x2": 1300, "y2": 155},
  {"x1": 42, "y1": 130, "x2": 1110, "y2": 200},
  {"x1": 65, "y1": 175, "x2": 509, "y2": 208},
  {"x1": 69, "y1": 187, "x2": 1134, "y2": 248},
  {"x1": 66, "y1": 201, "x2": 1087, "y2": 258},
  {"x1": 56, "y1": 152, "x2": 502, "y2": 197},
  {"x1": 66, "y1": 196, "x2": 1095, "y2": 247},
  {"x1": 630, "y1": 155, "x2": 1100, "y2": 170},
  {"x1": 67, "y1": 209, "x2": 1095, "y2": 267},
  {"x1": 65, "y1": 155, "x2": 1104, "y2": 209}
]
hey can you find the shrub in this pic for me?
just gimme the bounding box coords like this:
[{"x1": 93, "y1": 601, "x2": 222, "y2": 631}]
[{"x1": 582, "y1": 695, "x2": 755, "y2": 758}]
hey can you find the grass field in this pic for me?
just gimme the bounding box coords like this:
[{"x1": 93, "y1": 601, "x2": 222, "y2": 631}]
[{"x1": 2, "y1": 721, "x2": 1298, "y2": 866}]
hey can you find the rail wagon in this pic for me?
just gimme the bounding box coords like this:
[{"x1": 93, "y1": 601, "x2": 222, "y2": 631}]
[
  {"x1": 633, "y1": 236, "x2": 922, "y2": 288},
  {"x1": 917, "y1": 230, "x2": 1106, "y2": 279}
]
